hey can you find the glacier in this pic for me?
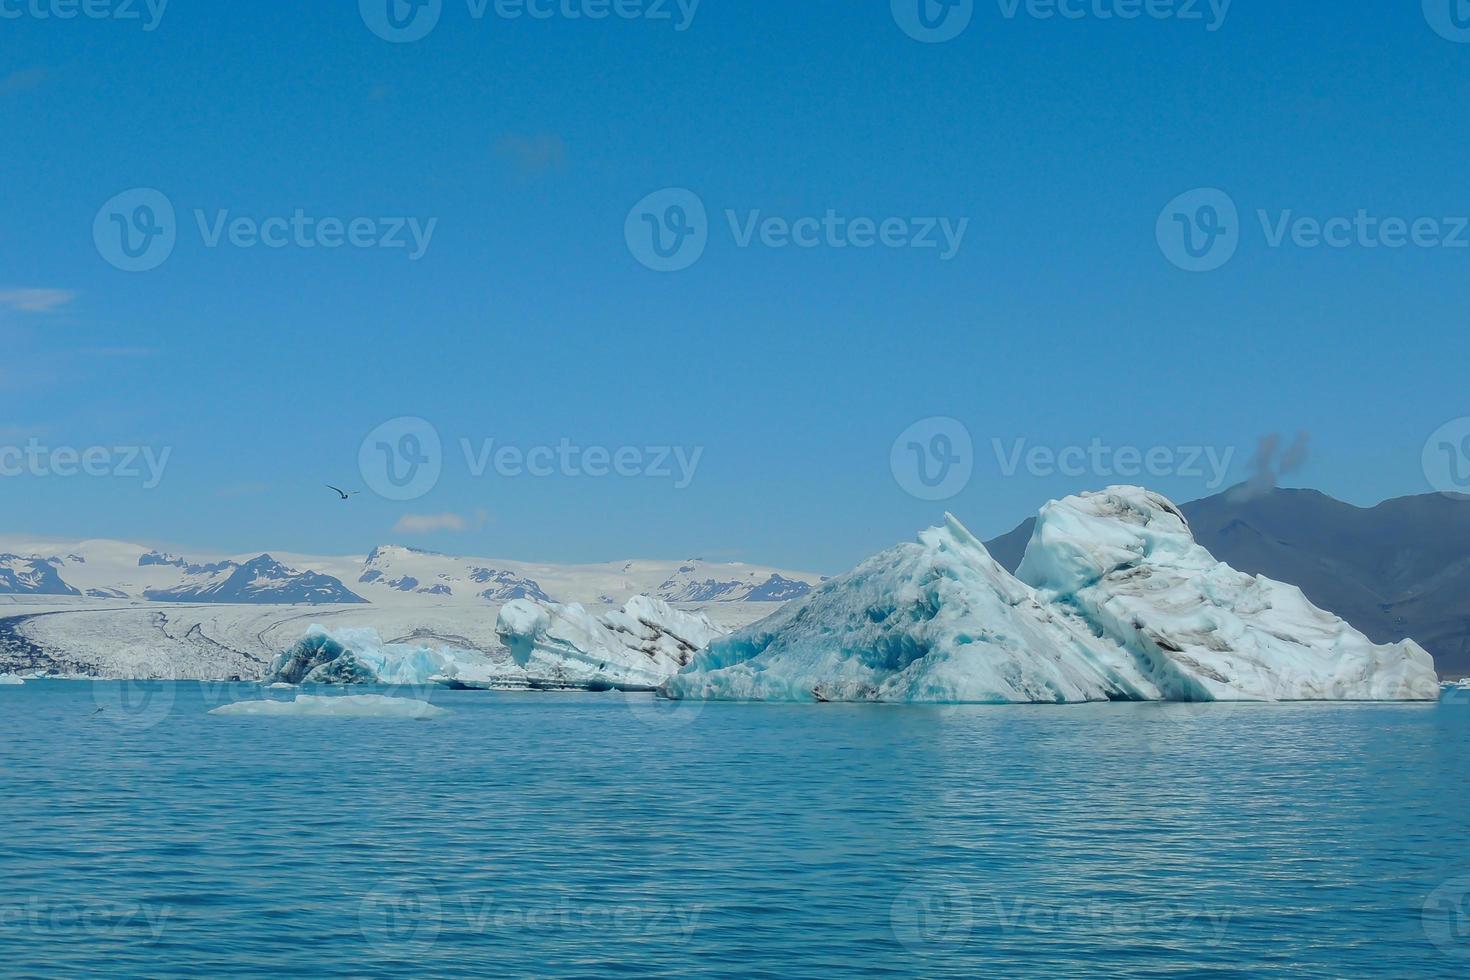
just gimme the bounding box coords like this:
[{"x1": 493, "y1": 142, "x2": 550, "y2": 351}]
[
  {"x1": 209, "y1": 694, "x2": 449, "y2": 720},
  {"x1": 663, "y1": 488, "x2": 1438, "y2": 704}
]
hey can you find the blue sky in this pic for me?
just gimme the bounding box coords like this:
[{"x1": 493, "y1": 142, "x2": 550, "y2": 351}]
[{"x1": 3, "y1": 0, "x2": 1469, "y2": 573}]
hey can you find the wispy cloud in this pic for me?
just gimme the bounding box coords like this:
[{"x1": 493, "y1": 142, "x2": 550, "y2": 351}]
[
  {"x1": 0, "y1": 69, "x2": 45, "y2": 96},
  {"x1": 393, "y1": 509, "x2": 489, "y2": 534},
  {"x1": 0, "y1": 288, "x2": 76, "y2": 313}
]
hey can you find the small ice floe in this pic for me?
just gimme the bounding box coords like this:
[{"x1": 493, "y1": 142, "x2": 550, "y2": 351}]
[
  {"x1": 266, "y1": 682, "x2": 296, "y2": 690},
  {"x1": 0, "y1": 674, "x2": 25, "y2": 686},
  {"x1": 209, "y1": 694, "x2": 449, "y2": 720}
]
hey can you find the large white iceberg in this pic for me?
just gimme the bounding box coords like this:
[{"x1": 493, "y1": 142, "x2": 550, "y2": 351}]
[
  {"x1": 209, "y1": 693, "x2": 449, "y2": 720},
  {"x1": 664, "y1": 488, "x2": 1439, "y2": 704},
  {"x1": 663, "y1": 515, "x2": 1154, "y2": 703},
  {"x1": 1015, "y1": 487, "x2": 1439, "y2": 702}
]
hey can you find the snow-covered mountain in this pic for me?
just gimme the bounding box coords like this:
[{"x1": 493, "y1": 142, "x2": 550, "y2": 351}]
[
  {"x1": 0, "y1": 535, "x2": 820, "y2": 679},
  {"x1": 0, "y1": 538, "x2": 823, "y2": 609},
  {"x1": 355, "y1": 546, "x2": 554, "y2": 602},
  {"x1": 0, "y1": 555, "x2": 82, "y2": 596},
  {"x1": 140, "y1": 553, "x2": 367, "y2": 605}
]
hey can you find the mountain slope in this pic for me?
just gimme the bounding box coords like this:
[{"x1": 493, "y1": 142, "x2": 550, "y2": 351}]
[
  {"x1": 0, "y1": 537, "x2": 824, "y2": 610},
  {"x1": 143, "y1": 554, "x2": 367, "y2": 605},
  {"x1": 0, "y1": 556, "x2": 83, "y2": 596}
]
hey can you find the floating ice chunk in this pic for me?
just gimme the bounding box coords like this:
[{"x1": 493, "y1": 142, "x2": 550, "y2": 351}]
[
  {"x1": 209, "y1": 694, "x2": 449, "y2": 720},
  {"x1": 260, "y1": 597, "x2": 723, "y2": 693},
  {"x1": 664, "y1": 515, "x2": 1154, "y2": 703},
  {"x1": 0, "y1": 674, "x2": 25, "y2": 686},
  {"x1": 1015, "y1": 486, "x2": 1439, "y2": 702},
  {"x1": 496, "y1": 595, "x2": 725, "y2": 690},
  {"x1": 265, "y1": 625, "x2": 503, "y2": 687}
]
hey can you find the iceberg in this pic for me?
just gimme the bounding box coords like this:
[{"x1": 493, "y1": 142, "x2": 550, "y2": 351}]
[
  {"x1": 664, "y1": 488, "x2": 1439, "y2": 704},
  {"x1": 0, "y1": 674, "x2": 26, "y2": 686},
  {"x1": 496, "y1": 595, "x2": 724, "y2": 691},
  {"x1": 209, "y1": 693, "x2": 449, "y2": 720},
  {"x1": 265, "y1": 626, "x2": 505, "y2": 688},
  {"x1": 663, "y1": 515, "x2": 1153, "y2": 703},
  {"x1": 260, "y1": 596, "x2": 725, "y2": 691},
  {"x1": 1015, "y1": 487, "x2": 1439, "y2": 702}
]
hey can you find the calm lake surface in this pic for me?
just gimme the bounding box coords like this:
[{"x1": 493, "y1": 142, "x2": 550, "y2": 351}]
[{"x1": 2, "y1": 681, "x2": 1469, "y2": 978}]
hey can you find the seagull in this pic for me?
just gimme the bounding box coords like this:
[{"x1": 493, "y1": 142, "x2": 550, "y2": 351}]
[{"x1": 326, "y1": 485, "x2": 361, "y2": 501}]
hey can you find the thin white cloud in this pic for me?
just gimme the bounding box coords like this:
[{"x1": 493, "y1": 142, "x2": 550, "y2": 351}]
[
  {"x1": 0, "y1": 288, "x2": 76, "y2": 313},
  {"x1": 392, "y1": 510, "x2": 488, "y2": 534}
]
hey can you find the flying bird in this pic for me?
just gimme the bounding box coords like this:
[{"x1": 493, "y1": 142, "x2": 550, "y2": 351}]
[{"x1": 326, "y1": 485, "x2": 361, "y2": 500}]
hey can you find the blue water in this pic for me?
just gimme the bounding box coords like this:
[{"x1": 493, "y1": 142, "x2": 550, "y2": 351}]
[{"x1": 2, "y1": 681, "x2": 1469, "y2": 978}]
